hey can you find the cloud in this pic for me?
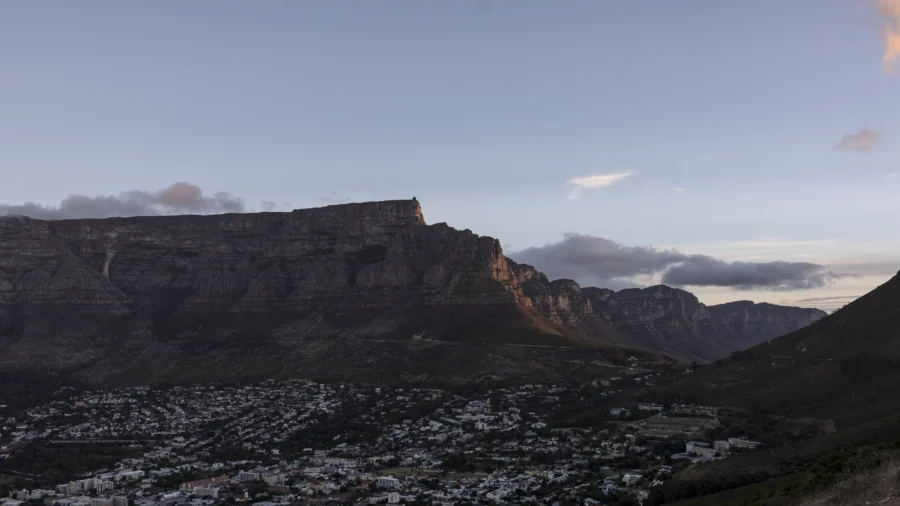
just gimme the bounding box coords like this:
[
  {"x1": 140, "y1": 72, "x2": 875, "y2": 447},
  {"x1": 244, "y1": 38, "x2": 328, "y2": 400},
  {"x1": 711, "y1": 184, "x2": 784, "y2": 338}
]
[
  {"x1": 661, "y1": 256, "x2": 847, "y2": 291},
  {"x1": 0, "y1": 182, "x2": 245, "y2": 220},
  {"x1": 317, "y1": 189, "x2": 372, "y2": 205},
  {"x1": 719, "y1": 238, "x2": 837, "y2": 249},
  {"x1": 793, "y1": 295, "x2": 860, "y2": 303},
  {"x1": 567, "y1": 172, "x2": 634, "y2": 200},
  {"x1": 510, "y1": 233, "x2": 851, "y2": 291},
  {"x1": 834, "y1": 128, "x2": 882, "y2": 152},
  {"x1": 640, "y1": 183, "x2": 685, "y2": 193},
  {"x1": 879, "y1": 0, "x2": 900, "y2": 73},
  {"x1": 784, "y1": 295, "x2": 861, "y2": 312}
]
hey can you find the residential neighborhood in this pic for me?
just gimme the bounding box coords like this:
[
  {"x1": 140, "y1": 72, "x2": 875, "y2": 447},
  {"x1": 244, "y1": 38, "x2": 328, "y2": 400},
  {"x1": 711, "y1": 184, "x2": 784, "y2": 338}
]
[{"x1": 0, "y1": 380, "x2": 760, "y2": 505}]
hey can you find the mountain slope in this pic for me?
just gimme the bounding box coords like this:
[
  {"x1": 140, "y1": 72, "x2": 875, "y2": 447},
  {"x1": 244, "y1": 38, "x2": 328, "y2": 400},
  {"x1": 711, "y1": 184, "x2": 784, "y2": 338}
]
[{"x1": 666, "y1": 270, "x2": 900, "y2": 421}]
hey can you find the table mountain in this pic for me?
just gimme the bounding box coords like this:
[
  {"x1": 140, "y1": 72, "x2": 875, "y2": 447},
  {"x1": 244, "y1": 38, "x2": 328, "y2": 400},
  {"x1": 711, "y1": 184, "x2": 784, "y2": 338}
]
[{"x1": 0, "y1": 199, "x2": 819, "y2": 384}]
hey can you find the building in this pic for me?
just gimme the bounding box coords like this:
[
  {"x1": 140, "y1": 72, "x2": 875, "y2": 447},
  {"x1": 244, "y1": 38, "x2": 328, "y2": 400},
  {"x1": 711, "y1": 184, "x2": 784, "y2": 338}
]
[
  {"x1": 263, "y1": 472, "x2": 285, "y2": 485},
  {"x1": 622, "y1": 473, "x2": 642, "y2": 486},
  {"x1": 193, "y1": 487, "x2": 220, "y2": 498},
  {"x1": 714, "y1": 440, "x2": 730, "y2": 454},
  {"x1": 115, "y1": 470, "x2": 144, "y2": 482},
  {"x1": 179, "y1": 475, "x2": 230, "y2": 492},
  {"x1": 728, "y1": 437, "x2": 761, "y2": 450},
  {"x1": 638, "y1": 403, "x2": 664, "y2": 412},
  {"x1": 238, "y1": 471, "x2": 261, "y2": 481},
  {"x1": 377, "y1": 476, "x2": 401, "y2": 489},
  {"x1": 671, "y1": 404, "x2": 718, "y2": 418},
  {"x1": 685, "y1": 441, "x2": 715, "y2": 456}
]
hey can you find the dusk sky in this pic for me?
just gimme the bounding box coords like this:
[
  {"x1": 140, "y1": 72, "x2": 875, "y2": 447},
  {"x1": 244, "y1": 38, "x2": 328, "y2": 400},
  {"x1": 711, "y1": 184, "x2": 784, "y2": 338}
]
[{"x1": 2, "y1": 0, "x2": 899, "y2": 310}]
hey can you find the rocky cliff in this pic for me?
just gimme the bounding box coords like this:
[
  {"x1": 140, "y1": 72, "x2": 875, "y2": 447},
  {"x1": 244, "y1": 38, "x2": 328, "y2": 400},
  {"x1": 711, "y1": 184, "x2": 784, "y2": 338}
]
[
  {"x1": 507, "y1": 263, "x2": 826, "y2": 362},
  {"x1": 0, "y1": 198, "x2": 822, "y2": 384}
]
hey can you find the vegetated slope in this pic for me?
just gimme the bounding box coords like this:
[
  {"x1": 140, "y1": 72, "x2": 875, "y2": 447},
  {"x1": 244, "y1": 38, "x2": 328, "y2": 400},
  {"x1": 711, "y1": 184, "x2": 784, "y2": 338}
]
[
  {"x1": 0, "y1": 199, "x2": 661, "y2": 385},
  {"x1": 644, "y1": 272, "x2": 900, "y2": 505},
  {"x1": 661, "y1": 270, "x2": 900, "y2": 422}
]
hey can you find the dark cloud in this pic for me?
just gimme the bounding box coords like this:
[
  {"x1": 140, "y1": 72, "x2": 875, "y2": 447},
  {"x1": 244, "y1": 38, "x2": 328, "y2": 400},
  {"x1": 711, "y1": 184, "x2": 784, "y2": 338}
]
[
  {"x1": 661, "y1": 256, "x2": 845, "y2": 291},
  {"x1": 512, "y1": 234, "x2": 683, "y2": 278},
  {"x1": 509, "y1": 233, "x2": 850, "y2": 291},
  {"x1": 0, "y1": 182, "x2": 244, "y2": 220}
]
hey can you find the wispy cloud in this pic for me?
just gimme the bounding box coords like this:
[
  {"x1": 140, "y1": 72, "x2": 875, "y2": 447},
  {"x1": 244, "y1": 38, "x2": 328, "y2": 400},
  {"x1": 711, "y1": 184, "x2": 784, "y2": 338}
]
[
  {"x1": 782, "y1": 294, "x2": 860, "y2": 311},
  {"x1": 793, "y1": 295, "x2": 861, "y2": 303},
  {"x1": 887, "y1": 172, "x2": 898, "y2": 180},
  {"x1": 878, "y1": 0, "x2": 900, "y2": 74},
  {"x1": 317, "y1": 189, "x2": 371, "y2": 205},
  {"x1": 567, "y1": 172, "x2": 634, "y2": 200},
  {"x1": 834, "y1": 127, "x2": 882, "y2": 152},
  {"x1": 640, "y1": 182, "x2": 686, "y2": 193}
]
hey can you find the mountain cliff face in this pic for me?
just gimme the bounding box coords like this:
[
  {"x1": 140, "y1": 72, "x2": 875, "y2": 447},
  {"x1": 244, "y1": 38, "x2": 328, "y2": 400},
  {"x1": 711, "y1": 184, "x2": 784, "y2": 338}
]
[
  {"x1": 0, "y1": 199, "x2": 821, "y2": 384},
  {"x1": 507, "y1": 262, "x2": 826, "y2": 362},
  {"x1": 0, "y1": 199, "x2": 652, "y2": 385}
]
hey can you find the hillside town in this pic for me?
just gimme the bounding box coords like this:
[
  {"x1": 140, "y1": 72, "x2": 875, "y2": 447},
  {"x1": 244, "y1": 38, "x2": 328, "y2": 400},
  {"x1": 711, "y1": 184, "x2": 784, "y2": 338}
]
[{"x1": 0, "y1": 380, "x2": 760, "y2": 506}]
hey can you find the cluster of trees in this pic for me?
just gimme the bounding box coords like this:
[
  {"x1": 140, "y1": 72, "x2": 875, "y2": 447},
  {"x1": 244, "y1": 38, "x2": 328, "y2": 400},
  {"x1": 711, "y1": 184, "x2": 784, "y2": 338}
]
[
  {"x1": 1, "y1": 443, "x2": 145, "y2": 487},
  {"x1": 280, "y1": 406, "x2": 383, "y2": 456}
]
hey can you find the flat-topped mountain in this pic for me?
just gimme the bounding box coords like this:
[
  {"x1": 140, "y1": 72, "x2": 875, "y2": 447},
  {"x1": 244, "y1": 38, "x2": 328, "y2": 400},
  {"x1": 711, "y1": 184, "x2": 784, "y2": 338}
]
[{"x1": 0, "y1": 199, "x2": 821, "y2": 384}]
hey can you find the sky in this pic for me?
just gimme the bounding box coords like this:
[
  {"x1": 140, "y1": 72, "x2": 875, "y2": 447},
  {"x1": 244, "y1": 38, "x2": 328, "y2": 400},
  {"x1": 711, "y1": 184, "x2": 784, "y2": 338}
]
[{"x1": 1, "y1": 0, "x2": 899, "y2": 311}]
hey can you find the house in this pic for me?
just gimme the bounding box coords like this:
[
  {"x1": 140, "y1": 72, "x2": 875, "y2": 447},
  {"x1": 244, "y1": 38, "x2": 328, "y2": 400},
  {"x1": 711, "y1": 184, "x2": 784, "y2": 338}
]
[{"x1": 622, "y1": 473, "x2": 642, "y2": 486}]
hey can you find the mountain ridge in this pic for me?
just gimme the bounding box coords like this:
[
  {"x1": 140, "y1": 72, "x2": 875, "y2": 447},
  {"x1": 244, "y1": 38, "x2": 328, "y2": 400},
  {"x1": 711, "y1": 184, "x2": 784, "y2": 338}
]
[
  {"x1": 0, "y1": 199, "x2": 822, "y2": 384},
  {"x1": 506, "y1": 262, "x2": 825, "y2": 362}
]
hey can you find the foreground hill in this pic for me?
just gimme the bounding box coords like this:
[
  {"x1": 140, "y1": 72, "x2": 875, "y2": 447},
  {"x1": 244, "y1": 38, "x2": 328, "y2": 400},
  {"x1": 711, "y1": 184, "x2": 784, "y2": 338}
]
[
  {"x1": 648, "y1": 271, "x2": 900, "y2": 505},
  {"x1": 0, "y1": 199, "x2": 820, "y2": 384},
  {"x1": 663, "y1": 269, "x2": 900, "y2": 422}
]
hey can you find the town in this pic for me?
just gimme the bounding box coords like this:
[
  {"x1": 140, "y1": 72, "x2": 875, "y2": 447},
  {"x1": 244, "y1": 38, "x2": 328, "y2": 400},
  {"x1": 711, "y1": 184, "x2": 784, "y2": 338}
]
[{"x1": 0, "y1": 379, "x2": 761, "y2": 506}]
